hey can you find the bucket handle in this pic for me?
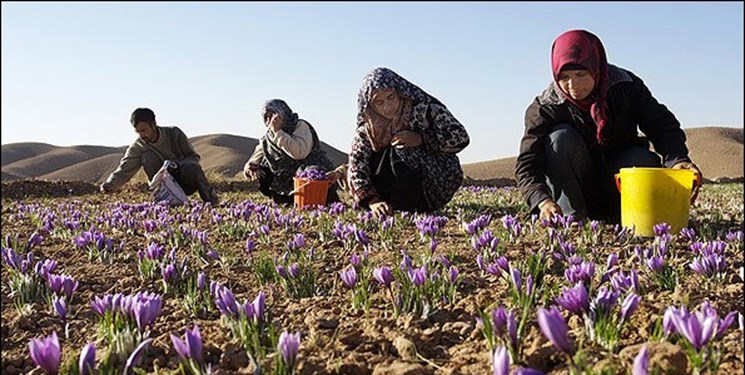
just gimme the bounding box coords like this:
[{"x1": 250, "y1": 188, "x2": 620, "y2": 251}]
[
  {"x1": 289, "y1": 180, "x2": 312, "y2": 196},
  {"x1": 289, "y1": 179, "x2": 330, "y2": 195},
  {"x1": 614, "y1": 172, "x2": 702, "y2": 205},
  {"x1": 690, "y1": 172, "x2": 702, "y2": 205}
]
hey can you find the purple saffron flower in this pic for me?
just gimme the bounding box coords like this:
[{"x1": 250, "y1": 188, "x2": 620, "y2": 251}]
[
  {"x1": 162, "y1": 264, "x2": 177, "y2": 283},
  {"x1": 53, "y1": 296, "x2": 67, "y2": 321},
  {"x1": 476, "y1": 254, "x2": 485, "y2": 271},
  {"x1": 339, "y1": 266, "x2": 357, "y2": 288},
  {"x1": 288, "y1": 263, "x2": 300, "y2": 278},
  {"x1": 666, "y1": 304, "x2": 718, "y2": 350},
  {"x1": 253, "y1": 291, "x2": 266, "y2": 321},
  {"x1": 632, "y1": 345, "x2": 648, "y2": 375},
  {"x1": 495, "y1": 256, "x2": 510, "y2": 273},
  {"x1": 215, "y1": 287, "x2": 240, "y2": 318},
  {"x1": 653, "y1": 223, "x2": 671, "y2": 237},
  {"x1": 448, "y1": 267, "x2": 460, "y2": 284},
  {"x1": 276, "y1": 265, "x2": 289, "y2": 279},
  {"x1": 565, "y1": 261, "x2": 595, "y2": 286},
  {"x1": 716, "y1": 311, "x2": 738, "y2": 339},
  {"x1": 680, "y1": 227, "x2": 696, "y2": 241},
  {"x1": 124, "y1": 338, "x2": 153, "y2": 374},
  {"x1": 350, "y1": 253, "x2": 361, "y2": 267},
  {"x1": 437, "y1": 255, "x2": 451, "y2": 268},
  {"x1": 592, "y1": 287, "x2": 620, "y2": 314},
  {"x1": 29, "y1": 331, "x2": 61, "y2": 375},
  {"x1": 79, "y1": 343, "x2": 96, "y2": 375},
  {"x1": 245, "y1": 238, "x2": 256, "y2": 255},
  {"x1": 27, "y1": 232, "x2": 43, "y2": 250},
  {"x1": 509, "y1": 267, "x2": 522, "y2": 291},
  {"x1": 408, "y1": 265, "x2": 427, "y2": 287},
  {"x1": 619, "y1": 293, "x2": 641, "y2": 323},
  {"x1": 145, "y1": 242, "x2": 165, "y2": 260},
  {"x1": 373, "y1": 267, "x2": 393, "y2": 289},
  {"x1": 492, "y1": 345, "x2": 510, "y2": 375},
  {"x1": 513, "y1": 369, "x2": 546, "y2": 375},
  {"x1": 555, "y1": 283, "x2": 589, "y2": 316},
  {"x1": 277, "y1": 331, "x2": 301, "y2": 370},
  {"x1": 537, "y1": 306, "x2": 574, "y2": 354},
  {"x1": 170, "y1": 325, "x2": 204, "y2": 365},
  {"x1": 645, "y1": 256, "x2": 664, "y2": 273},
  {"x1": 206, "y1": 249, "x2": 219, "y2": 260},
  {"x1": 197, "y1": 272, "x2": 206, "y2": 290}
]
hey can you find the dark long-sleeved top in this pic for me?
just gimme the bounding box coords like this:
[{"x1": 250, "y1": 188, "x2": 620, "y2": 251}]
[
  {"x1": 349, "y1": 102, "x2": 470, "y2": 211},
  {"x1": 515, "y1": 65, "x2": 691, "y2": 212}
]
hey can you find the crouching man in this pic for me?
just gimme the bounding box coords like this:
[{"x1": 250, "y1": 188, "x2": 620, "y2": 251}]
[{"x1": 100, "y1": 107, "x2": 219, "y2": 205}]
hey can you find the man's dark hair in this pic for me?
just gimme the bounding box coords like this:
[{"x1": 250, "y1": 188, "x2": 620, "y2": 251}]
[{"x1": 130, "y1": 108, "x2": 156, "y2": 127}]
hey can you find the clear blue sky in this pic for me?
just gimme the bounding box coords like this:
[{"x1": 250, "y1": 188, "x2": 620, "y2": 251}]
[{"x1": 2, "y1": 2, "x2": 743, "y2": 163}]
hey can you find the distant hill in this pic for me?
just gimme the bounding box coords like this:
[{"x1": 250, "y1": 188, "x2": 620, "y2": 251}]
[
  {"x1": 460, "y1": 126, "x2": 743, "y2": 183},
  {"x1": 1, "y1": 126, "x2": 741, "y2": 185},
  {"x1": 2, "y1": 134, "x2": 348, "y2": 184}
]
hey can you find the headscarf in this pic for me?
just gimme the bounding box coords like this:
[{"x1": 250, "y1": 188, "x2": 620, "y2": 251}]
[
  {"x1": 356, "y1": 67, "x2": 442, "y2": 151},
  {"x1": 551, "y1": 29, "x2": 610, "y2": 146},
  {"x1": 261, "y1": 99, "x2": 300, "y2": 134}
]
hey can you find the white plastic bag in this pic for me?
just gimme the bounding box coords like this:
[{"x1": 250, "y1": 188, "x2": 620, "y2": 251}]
[{"x1": 148, "y1": 160, "x2": 189, "y2": 206}]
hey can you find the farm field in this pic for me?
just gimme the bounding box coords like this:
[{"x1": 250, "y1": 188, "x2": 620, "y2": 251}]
[{"x1": 1, "y1": 182, "x2": 743, "y2": 374}]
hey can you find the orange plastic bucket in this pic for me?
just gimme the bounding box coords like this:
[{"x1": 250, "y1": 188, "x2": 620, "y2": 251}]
[
  {"x1": 614, "y1": 167, "x2": 701, "y2": 237},
  {"x1": 293, "y1": 177, "x2": 331, "y2": 209}
]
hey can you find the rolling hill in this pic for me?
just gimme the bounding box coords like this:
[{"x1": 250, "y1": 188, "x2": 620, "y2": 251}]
[{"x1": 1, "y1": 126, "x2": 742, "y2": 185}]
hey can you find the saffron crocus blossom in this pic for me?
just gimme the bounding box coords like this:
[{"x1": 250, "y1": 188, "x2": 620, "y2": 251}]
[
  {"x1": 145, "y1": 242, "x2": 165, "y2": 259},
  {"x1": 666, "y1": 304, "x2": 718, "y2": 350},
  {"x1": 245, "y1": 239, "x2": 256, "y2": 255},
  {"x1": 170, "y1": 325, "x2": 204, "y2": 365},
  {"x1": 448, "y1": 267, "x2": 460, "y2": 284},
  {"x1": 29, "y1": 331, "x2": 61, "y2": 374},
  {"x1": 124, "y1": 338, "x2": 154, "y2": 374},
  {"x1": 555, "y1": 283, "x2": 589, "y2": 316},
  {"x1": 653, "y1": 223, "x2": 671, "y2": 237},
  {"x1": 564, "y1": 261, "x2": 595, "y2": 286},
  {"x1": 680, "y1": 227, "x2": 696, "y2": 241},
  {"x1": 632, "y1": 345, "x2": 648, "y2": 375},
  {"x1": 197, "y1": 272, "x2": 206, "y2": 290},
  {"x1": 492, "y1": 345, "x2": 510, "y2": 375},
  {"x1": 408, "y1": 265, "x2": 427, "y2": 287},
  {"x1": 52, "y1": 296, "x2": 67, "y2": 321},
  {"x1": 373, "y1": 267, "x2": 393, "y2": 289},
  {"x1": 537, "y1": 306, "x2": 574, "y2": 354},
  {"x1": 339, "y1": 266, "x2": 357, "y2": 288},
  {"x1": 288, "y1": 263, "x2": 300, "y2": 278},
  {"x1": 277, "y1": 331, "x2": 301, "y2": 370},
  {"x1": 619, "y1": 293, "x2": 641, "y2": 323},
  {"x1": 490, "y1": 307, "x2": 519, "y2": 350},
  {"x1": 79, "y1": 343, "x2": 96, "y2": 375},
  {"x1": 253, "y1": 291, "x2": 266, "y2": 322},
  {"x1": 215, "y1": 286, "x2": 240, "y2": 318}
]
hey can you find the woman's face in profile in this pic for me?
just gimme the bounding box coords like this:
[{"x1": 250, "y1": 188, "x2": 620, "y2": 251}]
[
  {"x1": 371, "y1": 88, "x2": 401, "y2": 120},
  {"x1": 557, "y1": 69, "x2": 596, "y2": 101}
]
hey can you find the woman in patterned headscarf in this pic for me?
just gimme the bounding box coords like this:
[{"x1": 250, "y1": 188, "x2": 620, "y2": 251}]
[
  {"x1": 348, "y1": 67, "x2": 470, "y2": 218},
  {"x1": 515, "y1": 29, "x2": 701, "y2": 223},
  {"x1": 244, "y1": 99, "x2": 338, "y2": 205}
]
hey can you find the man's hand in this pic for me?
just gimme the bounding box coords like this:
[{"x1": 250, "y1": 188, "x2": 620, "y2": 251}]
[
  {"x1": 368, "y1": 198, "x2": 392, "y2": 218},
  {"x1": 391, "y1": 130, "x2": 423, "y2": 149},
  {"x1": 538, "y1": 198, "x2": 562, "y2": 221},
  {"x1": 100, "y1": 182, "x2": 113, "y2": 194},
  {"x1": 244, "y1": 163, "x2": 259, "y2": 181}
]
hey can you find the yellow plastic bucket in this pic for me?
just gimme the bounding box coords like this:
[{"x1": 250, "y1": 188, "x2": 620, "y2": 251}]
[{"x1": 614, "y1": 168, "x2": 701, "y2": 237}]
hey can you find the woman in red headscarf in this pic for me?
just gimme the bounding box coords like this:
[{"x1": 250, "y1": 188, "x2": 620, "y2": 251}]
[{"x1": 515, "y1": 29, "x2": 701, "y2": 223}]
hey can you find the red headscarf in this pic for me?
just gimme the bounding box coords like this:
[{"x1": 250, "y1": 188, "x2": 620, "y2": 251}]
[{"x1": 551, "y1": 29, "x2": 610, "y2": 146}]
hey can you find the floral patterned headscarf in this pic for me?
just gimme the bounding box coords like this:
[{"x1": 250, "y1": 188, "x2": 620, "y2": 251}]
[{"x1": 356, "y1": 67, "x2": 442, "y2": 151}]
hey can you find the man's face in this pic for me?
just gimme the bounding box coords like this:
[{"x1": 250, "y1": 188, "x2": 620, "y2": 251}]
[{"x1": 134, "y1": 122, "x2": 158, "y2": 142}]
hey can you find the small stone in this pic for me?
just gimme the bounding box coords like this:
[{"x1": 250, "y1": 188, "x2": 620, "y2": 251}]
[{"x1": 392, "y1": 336, "x2": 418, "y2": 361}]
